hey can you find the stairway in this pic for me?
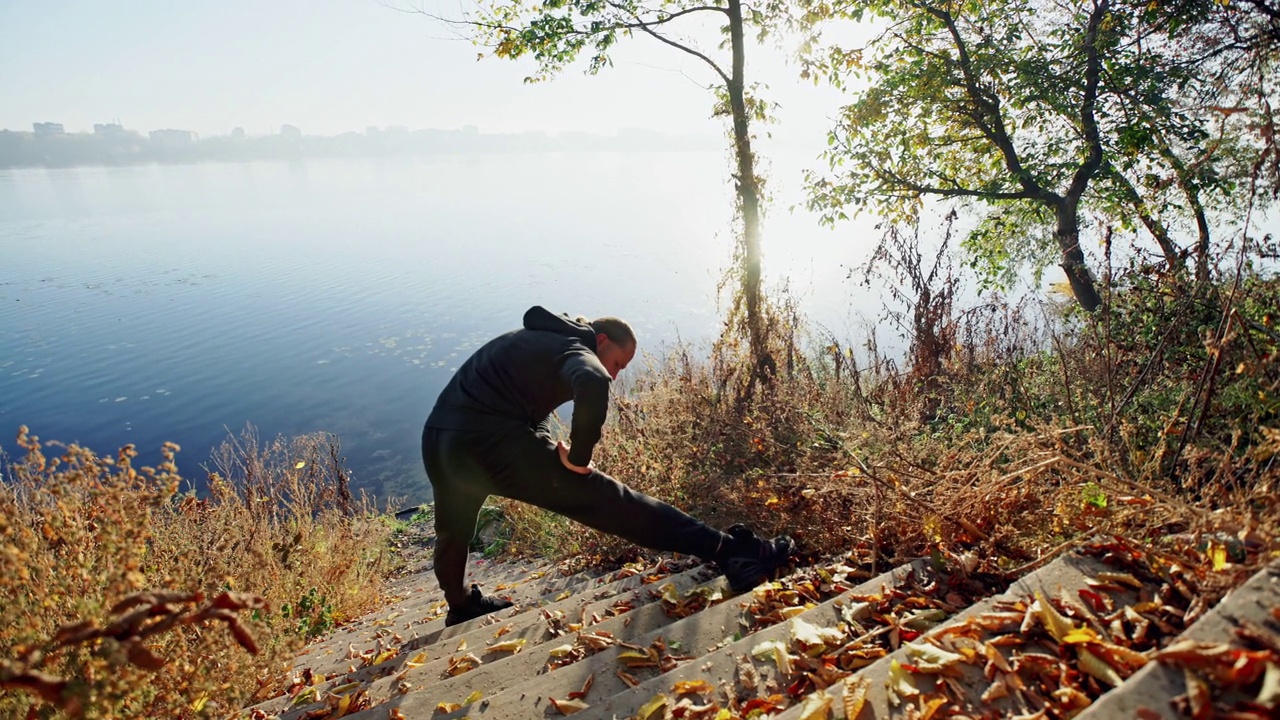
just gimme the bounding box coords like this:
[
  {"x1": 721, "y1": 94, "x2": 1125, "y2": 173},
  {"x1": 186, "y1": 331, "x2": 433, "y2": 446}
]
[{"x1": 240, "y1": 539, "x2": 1279, "y2": 719}]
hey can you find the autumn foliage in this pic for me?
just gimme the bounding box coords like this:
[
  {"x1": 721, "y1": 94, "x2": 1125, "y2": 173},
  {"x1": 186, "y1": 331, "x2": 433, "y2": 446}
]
[{"x1": 0, "y1": 428, "x2": 393, "y2": 719}]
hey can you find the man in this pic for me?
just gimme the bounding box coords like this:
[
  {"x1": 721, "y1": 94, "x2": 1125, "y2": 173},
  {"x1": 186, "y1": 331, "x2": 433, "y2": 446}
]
[{"x1": 423, "y1": 306, "x2": 795, "y2": 626}]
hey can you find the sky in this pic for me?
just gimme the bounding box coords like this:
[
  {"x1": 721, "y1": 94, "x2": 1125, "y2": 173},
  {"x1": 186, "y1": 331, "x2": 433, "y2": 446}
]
[{"x1": 0, "y1": 0, "x2": 855, "y2": 153}]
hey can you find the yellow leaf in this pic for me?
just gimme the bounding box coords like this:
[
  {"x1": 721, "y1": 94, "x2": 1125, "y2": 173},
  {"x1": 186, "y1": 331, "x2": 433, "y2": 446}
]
[
  {"x1": 371, "y1": 648, "x2": 397, "y2": 666},
  {"x1": 556, "y1": 590, "x2": 572, "y2": 601},
  {"x1": 405, "y1": 651, "x2": 427, "y2": 668},
  {"x1": 1062, "y1": 626, "x2": 1100, "y2": 644},
  {"x1": 765, "y1": 496, "x2": 781, "y2": 507},
  {"x1": 618, "y1": 649, "x2": 659, "y2": 667},
  {"x1": 672, "y1": 679, "x2": 713, "y2": 695},
  {"x1": 295, "y1": 461, "x2": 306, "y2": 469},
  {"x1": 922, "y1": 514, "x2": 943, "y2": 542},
  {"x1": 919, "y1": 696, "x2": 948, "y2": 720},
  {"x1": 190, "y1": 694, "x2": 209, "y2": 712},
  {"x1": 1209, "y1": 542, "x2": 1228, "y2": 571},
  {"x1": 436, "y1": 702, "x2": 462, "y2": 713},
  {"x1": 1034, "y1": 591, "x2": 1077, "y2": 644},
  {"x1": 751, "y1": 639, "x2": 793, "y2": 675},
  {"x1": 548, "y1": 644, "x2": 575, "y2": 657},
  {"x1": 636, "y1": 694, "x2": 668, "y2": 720},
  {"x1": 886, "y1": 659, "x2": 919, "y2": 706},
  {"x1": 660, "y1": 583, "x2": 682, "y2": 605},
  {"x1": 457, "y1": 638, "x2": 468, "y2": 651},
  {"x1": 843, "y1": 676, "x2": 871, "y2": 719},
  {"x1": 1078, "y1": 647, "x2": 1123, "y2": 687},
  {"x1": 487, "y1": 638, "x2": 526, "y2": 654},
  {"x1": 796, "y1": 691, "x2": 833, "y2": 720},
  {"x1": 463, "y1": 690, "x2": 483, "y2": 705}
]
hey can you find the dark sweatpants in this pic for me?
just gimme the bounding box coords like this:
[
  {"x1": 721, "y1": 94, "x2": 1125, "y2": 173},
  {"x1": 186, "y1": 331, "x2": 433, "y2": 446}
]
[{"x1": 421, "y1": 426, "x2": 724, "y2": 560}]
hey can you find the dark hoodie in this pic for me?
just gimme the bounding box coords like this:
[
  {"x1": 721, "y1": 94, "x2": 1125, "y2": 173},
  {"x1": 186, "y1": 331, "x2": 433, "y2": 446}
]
[{"x1": 426, "y1": 306, "x2": 613, "y2": 466}]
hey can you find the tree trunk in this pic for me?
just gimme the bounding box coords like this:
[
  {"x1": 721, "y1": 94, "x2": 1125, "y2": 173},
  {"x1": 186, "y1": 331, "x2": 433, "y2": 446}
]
[
  {"x1": 1055, "y1": 200, "x2": 1103, "y2": 312},
  {"x1": 726, "y1": 0, "x2": 770, "y2": 375}
]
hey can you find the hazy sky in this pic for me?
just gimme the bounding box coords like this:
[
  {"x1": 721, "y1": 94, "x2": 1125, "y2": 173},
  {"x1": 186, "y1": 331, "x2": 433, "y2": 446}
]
[{"x1": 1, "y1": 0, "x2": 852, "y2": 150}]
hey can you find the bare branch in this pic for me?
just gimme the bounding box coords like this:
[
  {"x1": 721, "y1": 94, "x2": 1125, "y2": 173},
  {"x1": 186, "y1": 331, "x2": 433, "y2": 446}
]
[{"x1": 607, "y1": 1, "x2": 731, "y2": 84}]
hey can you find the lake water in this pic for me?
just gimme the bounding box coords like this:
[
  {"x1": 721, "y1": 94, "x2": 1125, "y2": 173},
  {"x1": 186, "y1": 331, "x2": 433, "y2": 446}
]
[{"x1": 0, "y1": 152, "x2": 878, "y2": 504}]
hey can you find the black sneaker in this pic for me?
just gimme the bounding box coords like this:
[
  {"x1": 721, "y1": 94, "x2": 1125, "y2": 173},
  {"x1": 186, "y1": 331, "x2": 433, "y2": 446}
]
[
  {"x1": 719, "y1": 524, "x2": 795, "y2": 593},
  {"x1": 445, "y1": 584, "x2": 514, "y2": 627}
]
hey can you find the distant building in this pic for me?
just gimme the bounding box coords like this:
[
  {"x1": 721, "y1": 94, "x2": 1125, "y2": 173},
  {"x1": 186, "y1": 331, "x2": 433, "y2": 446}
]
[
  {"x1": 149, "y1": 129, "x2": 196, "y2": 148},
  {"x1": 33, "y1": 122, "x2": 64, "y2": 136},
  {"x1": 279, "y1": 124, "x2": 302, "y2": 139},
  {"x1": 94, "y1": 123, "x2": 125, "y2": 136}
]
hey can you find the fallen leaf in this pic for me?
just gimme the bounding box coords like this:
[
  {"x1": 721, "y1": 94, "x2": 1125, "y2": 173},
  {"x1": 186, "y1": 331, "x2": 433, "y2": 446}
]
[
  {"x1": 1079, "y1": 647, "x2": 1123, "y2": 687},
  {"x1": 886, "y1": 659, "x2": 919, "y2": 706},
  {"x1": 435, "y1": 702, "x2": 461, "y2": 713},
  {"x1": 795, "y1": 691, "x2": 833, "y2": 720},
  {"x1": 1257, "y1": 662, "x2": 1280, "y2": 708},
  {"x1": 444, "y1": 653, "x2": 481, "y2": 677},
  {"x1": 618, "y1": 648, "x2": 659, "y2": 668},
  {"x1": 636, "y1": 694, "x2": 668, "y2": 720},
  {"x1": 905, "y1": 641, "x2": 964, "y2": 673},
  {"x1": 1184, "y1": 668, "x2": 1212, "y2": 720},
  {"x1": 617, "y1": 670, "x2": 640, "y2": 687},
  {"x1": 842, "y1": 675, "x2": 870, "y2": 719},
  {"x1": 568, "y1": 673, "x2": 594, "y2": 700},
  {"x1": 549, "y1": 696, "x2": 590, "y2": 715},
  {"x1": 486, "y1": 638, "x2": 526, "y2": 654},
  {"x1": 1033, "y1": 592, "x2": 1079, "y2": 645},
  {"x1": 673, "y1": 679, "x2": 714, "y2": 695},
  {"x1": 463, "y1": 690, "x2": 483, "y2": 705},
  {"x1": 792, "y1": 618, "x2": 845, "y2": 654},
  {"x1": 405, "y1": 651, "x2": 427, "y2": 668},
  {"x1": 751, "y1": 639, "x2": 794, "y2": 675},
  {"x1": 548, "y1": 644, "x2": 575, "y2": 657},
  {"x1": 1095, "y1": 571, "x2": 1144, "y2": 589}
]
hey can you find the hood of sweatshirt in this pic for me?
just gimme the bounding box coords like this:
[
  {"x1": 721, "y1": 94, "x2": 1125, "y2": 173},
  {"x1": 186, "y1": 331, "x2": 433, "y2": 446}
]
[{"x1": 522, "y1": 306, "x2": 597, "y2": 350}]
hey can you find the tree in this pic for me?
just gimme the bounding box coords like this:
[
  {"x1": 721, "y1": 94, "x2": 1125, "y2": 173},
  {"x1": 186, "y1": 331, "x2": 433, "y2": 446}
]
[
  {"x1": 414, "y1": 0, "x2": 799, "y2": 373},
  {"x1": 805, "y1": 0, "x2": 1258, "y2": 310}
]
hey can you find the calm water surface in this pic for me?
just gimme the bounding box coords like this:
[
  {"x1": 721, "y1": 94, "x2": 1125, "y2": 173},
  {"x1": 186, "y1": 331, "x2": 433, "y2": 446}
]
[{"x1": 0, "y1": 153, "x2": 874, "y2": 503}]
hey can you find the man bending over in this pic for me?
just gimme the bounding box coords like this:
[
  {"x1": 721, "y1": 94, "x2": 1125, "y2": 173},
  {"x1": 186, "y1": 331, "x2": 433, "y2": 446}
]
[{"x1": 423, "y1": 306, "x2": 794, "y2": 626}]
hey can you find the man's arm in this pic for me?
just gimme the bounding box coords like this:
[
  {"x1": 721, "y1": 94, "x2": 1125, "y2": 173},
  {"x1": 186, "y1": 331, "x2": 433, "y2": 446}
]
[{"x1": 562, "y1": 354, "x2": 611, "y2": 467}]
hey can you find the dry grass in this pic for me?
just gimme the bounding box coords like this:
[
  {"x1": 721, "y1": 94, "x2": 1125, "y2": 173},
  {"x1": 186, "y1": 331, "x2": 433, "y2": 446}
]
[
  {"x1": 0, "y1": 426, "x2": 394, "y2": 719},
  {"x1": 496, "y1": 274, "x2": 1280, "y2": 581}
]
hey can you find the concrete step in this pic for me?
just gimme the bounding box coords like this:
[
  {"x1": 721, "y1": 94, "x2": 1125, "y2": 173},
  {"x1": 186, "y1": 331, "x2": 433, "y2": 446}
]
[
  {"x1": 336, "y1": 570, "x2": 738, "y2": 718},
  {"x1": 259, "y1": 563, "x2": 715, "y2": 719},
  {"x1": 287, "y1": 557, "x2": 680, "y2": 680},
  {"x1": 569, "y1": 559, "x2": 934, "y2": 720},
  {"x1": 767, "y1": 540, "x2": 1196, "y2": 719},
  {"x1": 1077, "y1": 559, "x2": 1280, "y2": 719},
  {"x1": 413, "y1": 555, "x2": 896, "y2": 720}
]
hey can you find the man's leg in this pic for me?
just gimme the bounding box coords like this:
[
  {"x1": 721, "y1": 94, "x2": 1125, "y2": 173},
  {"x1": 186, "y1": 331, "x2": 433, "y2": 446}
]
[
  {"x1": 452, "y1": 429, "x2": 793, "y2": 593},
  {"x1": 422, "y1": 427, "x2": 487, "y2": 608},
  {"x1": 479, "y1": 431, "x2": 729, "y2": 558}
]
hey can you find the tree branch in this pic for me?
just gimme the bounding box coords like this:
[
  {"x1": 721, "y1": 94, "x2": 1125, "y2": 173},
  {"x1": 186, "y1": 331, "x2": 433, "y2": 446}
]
[
  {"x1": 1066, "y1": 0, "x2": 1109, "y2": 201},
  {"x1": 910, "y1": 1, "x2": 1055, "y2": 205},
  {"x1": 607, "y1": 1, "x2": 731, "y2": 84}
]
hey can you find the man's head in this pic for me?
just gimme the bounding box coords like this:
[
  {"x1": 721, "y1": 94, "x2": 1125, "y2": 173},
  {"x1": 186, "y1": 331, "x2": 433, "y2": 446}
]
[{"x1": 590, "y1": 316, "x2": 637, "y2": 380}]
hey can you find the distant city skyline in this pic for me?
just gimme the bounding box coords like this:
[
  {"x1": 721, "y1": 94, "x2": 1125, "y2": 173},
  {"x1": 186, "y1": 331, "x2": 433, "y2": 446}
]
[
  {"x1": 1, "y1": 1, "x2": 856, "y2": 156},
  {"x1": 0, "y1": 118, "x2": 725, "y2": 169}
]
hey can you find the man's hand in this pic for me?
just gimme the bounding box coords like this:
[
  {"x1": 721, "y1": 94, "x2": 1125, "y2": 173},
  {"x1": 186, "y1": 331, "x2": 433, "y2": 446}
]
[{"x1": 556, "y1": 441, "x2": 592, "y2": 475}]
